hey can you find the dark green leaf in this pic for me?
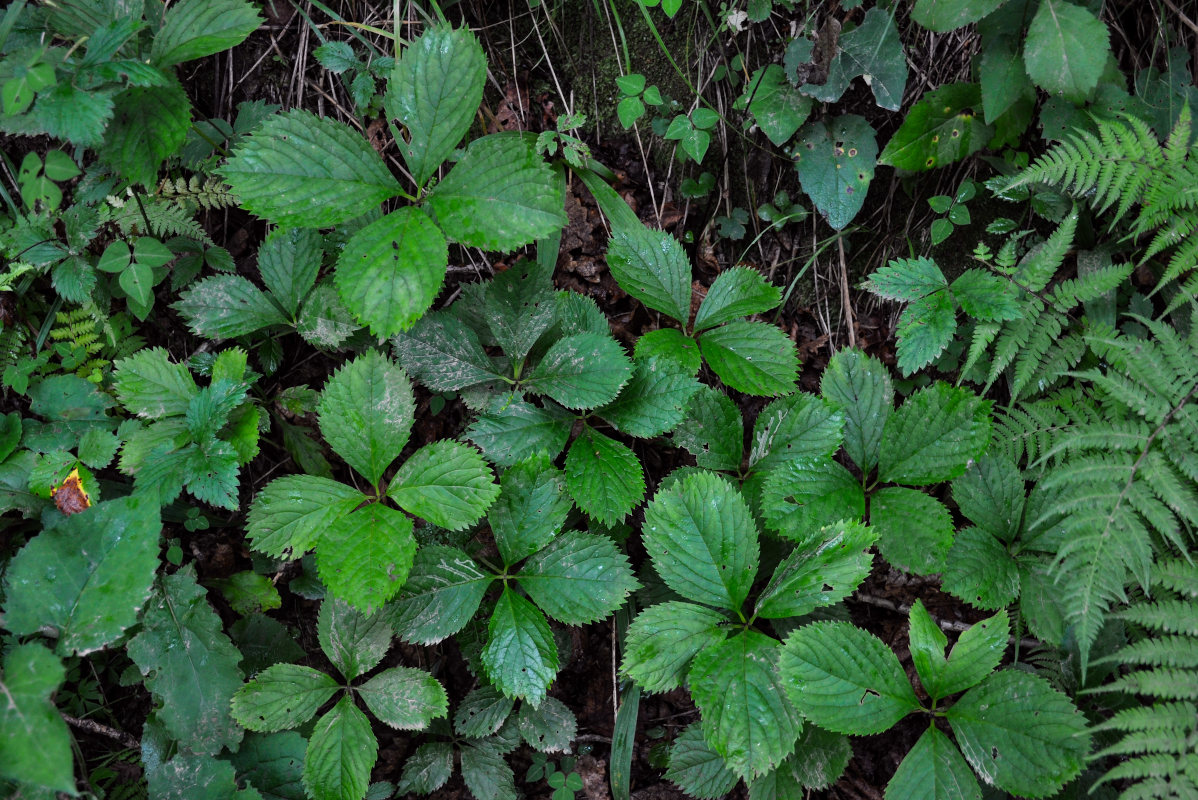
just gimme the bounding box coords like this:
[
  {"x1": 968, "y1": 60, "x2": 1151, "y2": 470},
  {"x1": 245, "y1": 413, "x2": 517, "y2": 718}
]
[
  {"x1": 756, "y1": 520, "x2": 876, "y2": 619},
  {"x1": 481, "y1": 587, "x2": 559, "y2": 705},
  {"x1": 488, "y1": 453, "x2": 573, "y2": 566},
  {"x1": 877, "y1": 382, "x2": 991, "y2": 486},
  {"x1": 393, "y1": 311, "x2": 503, "y2": 392},
  {"x1": 466, "y1": 400, "x2": 573, "y2": 467},
  {"x1": 672, "y1": 386, "x2": 744, "y2": 471},
  {"x1": 358, "y1": 667, "x2": 448, "y2": 729},
  {"x1": 1024, "y1": 0, "x2": 1110, "y2": 103},
  {"x1": 693, "y1": 267, "x2": 782, "y2": 333},
  {"x1": 872, "y1": 487, "x2": 954, "y2": 575},
  {"x1": 819, "y1": 348, "x2": 892, "y2": 474},
  {"x1": 318, "y1": 503, "x2": 417, "y2": 614},
  {"x1": 231, "y1": 664, "x2": 339, "y2": 732},
  {"x1": 99, "y1": 83, "x2": 191, "y2": 186},
  {"x1": 518, "y1": 531, "x2": 638, "y2": 624},
  {"x1": 564, "y1": 427, "x2": 645, "y2": 524},
  {"x1": 605, "y1": 226, "x2": 692, "y2": 324},
  {"x1": 793, "y1": 114, "x2": 877, "y2": 230},
  {"x1": 666, "y1": 722, "x2": 739, "y2": 799},
  {"x1": 317, "y1": 597, "x2": 392, "y2": 681},
  {"x1": 454, "y1": 685, "x2": 514, "y2": 738},
  {"x1": 389, "y1": 440, "x2": 499, "y2": 530},
  {"x1": 941, "y1": 526, "x2": 1020, "y2": 610},
  {"x1": 760, "y1": 458, "x2": 865, "y2": 539},
  {"x1": 388, "y1": 546, "x2": 492, "y2": 644},
  {"x1": 517, "y1": 696, "x2": 577, "y2": 752},
  {"x1": 951, "y1": 270, "x2": 1021, "y2": 322},
  {"x1": 173, "y1": 275, "x2": 289, "y2": 338},
  {"x1": 910, "y1": 0, "x2": 1006, "y2": 31},
  {"x1": 257, "y1": 227, "x2": 322, "y2": 318},
  {"x1": 886, "y1": 726, "x2": 981, "y2": 800},
  {"x1": 597, "y1": 356, "x2": 702, "y2": 438},
  {"x1": 749, "y1": 392, "x2": 844, "y2": 474},
  {"x1": 303, "y1": 697, "x2": 376, "y2": 800},
  {"x1": 801, "y1": 8, "x2": 907, "y2": 110},
  {"x1": 114, "y1": 347, "x2": 197, "y2": 419},
  {"x1": 0, "y1": 644, "x2": 74, "y2": 793},
  {"x1": 622, "y1": 602, "x2": 728, "y2": 693},
  {"x1": 736, "y1": 65, "x2": 812, "y2": 146},
  {"x1": 634, "y1": 328, "x2": 702, "y2": 375},
  {"x1": 878, "y1": 83, "x2": 992, "y2": 172},
  {"x1": 246, "y1": 475, "x2": 362, "y2": 559},
  {"x1": 151, "y1": 0, "x2": 261, "y2": 66}
]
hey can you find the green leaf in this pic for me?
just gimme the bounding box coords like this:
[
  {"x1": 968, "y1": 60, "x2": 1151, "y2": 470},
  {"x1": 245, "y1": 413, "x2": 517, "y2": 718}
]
[
  {"x1": 482, "y1": 587, "x2": 559, "y2": 705},
  {"x1": 318, "y1": 597, "x2": 392, "y2": 682},
  {"x1": 819, "y1": 348, "x2": 892, "y2": 474},
  {"x1": 597, "y1": 356, "x2": 702, "y2": 438},
  {"x1": 896, "y1": 290, "x2": 957, "y2": 375},
  {"x1": 119, "y1": 259, "x2": 155, "y2": 308},
  {"x1": 736, "y1": 65, "x2": 812, "y2": 147},
  {"x1": 231, "y1": 664, "x2": 339, "y2": 732},
  {"x1": 979, "y1": 35, "x2": 1032, "y2": 123},
  {"x1": 127, "y1": 568, "x2": 244, "y2": 754},
  {"x1": 388, "y1": 546, "x2": 492, "y2": 644},
  {"x1": 317, "y1": 350, "x2": 415, "y2": 486},
  {"x1": 230, "y1": 731, "x2": 309, "y2": 800},
  {"x1": 2, "y1": 494, "x2": 160, "y2": 655},
  {"x1": 426, "y1": 132, "x2": 567, "y2": 250},
  {"x1": 212, "y1": 570, "x2": 282, "y2": 616},
  {"x1": 99, "y1": 83, "x2": 191, "y2": 186},
  {"x1": 387, "y1": 25, "x2": 487, "y2": 186},
  {"x1": 461, "y1": 740, "x2": 517, "y2": 800},
  {"x1": 749, "y1": 392, "x2": 844, "y2": 473},
  {"x1": 454, "y1": 685, "x2": 514, "y2": 738},
  {"x1": 483, "y1": 260, "x2": 556, "y2": 363},
  {"x1": 950, "y1": 269, "x2": 1021, "y2": 322},
  {"x1": 779, "y1": 621, "x2": 920, "y2": 735},
  {"x1": 220, "y1": 109, "x2": 402, "y2": 227},
  {"x1": 910, "y1": 0, "x2": 1005, "y2": 31},
  {"x1": 258, "y1": 227, "x2": 322, "y2": 318},
  {"x1": 672, "y1": 386, "x2": 743, "y2": 471},
  {"x1": 605, "y1": 226, "x2": 692, "y2": 324},
  {"x1": 635, "y1": 327, "x2": 702, "y2": 375},
  {"x1": 699, "y1": 320, "x2": 799, "y2": 397},
  {"x1": 751, "y1": 727, "x2": 852, "y2": 796},
  {"x1": 919, "y1": 606, "x2": 1009, "y2": 701},
  {"x1": 756, "y1": 520, "x2": 876, "y2": 618},
  {"x1": 318, "y1": 503, "x2": 417, "y2": 614},
  {"x1": 246, "y1": 475, "x2": 363, "y2": 559},
  {"x1": 517, "y1": 696, "x2": 577, "y2": 752},
  {"x1": 0, "y1": 644, "x2": 74, "y2": 793},
  {"x1": 335, "y1": 207, "x2": 448, "y2": 337},
  {"x1": 303, "y1": 697, "x2": 376, "y2": 800},
  {"x1": 760, "y1": 459, "x2": 864, "y2": 539},
  {"x1": 114, "y1": 346, "x2": 198, "y2": 419},
  {"x1": 525, "y1": 332, "x2": 632, "y2": 410},
  {"x1": 665, "y1": 722, "x2": 740, "y2": 799},
  {"x1": 642, "y1": 471, "x2": 758, "y2": 611},
  {"x1": 142, "y1": 741, "x2": 247, "y2": 800},
  {"x1": 466, "y1": 400, "x2": 573, "y2": 467},
  {"x1": 564, "y1": 427, "x2": 645, "y2": 524},
  {"x1": 393, "y1": 311, "x2": 502, "y2": 392},
  {"x1": 878, "y1": 83, "x2": 992, "y2": 172},
  {"x1": 872, "y1": 487, "x2": 954, "y2": 575},
  {"x1": 877, "y1": 382, "x2": 990, "y2": 486},
  {"x1": 951, "y1": 454, "x2": 1025, "y2": 542},
  {"x1": 296, "y1": 283, "x2": 358, "y2": 350},
  {"x1": 1023, "y1": 0, "x2": 1110, "y2": 103},
  {"x1": 801, "y1": 8, "x2": 907, "y2": 111},
  {"x1": 622, "y1": 602, "x2": 728, "y2": 693},
  {"x1": 946, "y1": 671, "x2": 1089, "y2": 797},
  {"x1": 694, "y1": 267, "x2": 782, "y2": 333},
  {"x1": 487, "y1": 453, "x2": 573, "y2": 566},
  {"x1": 173, "y1": 275, "x2": 289, "y2": 338},
  {"x1": 518, "y1": 531, "x2": 638, "y2": 624},
  {"x1": 389, "y1": 440, "x2": 499, "y2": 530},
  {"x1": 690, "y1": 631, "x2": 802, "y2": 780},
  {"x1": 866, "y1": 256, "x2": 947, "y2": 303},
  {"x1": 358, "y1": 667, "x2": 448, "y2": 729},
  {"x1": 941, "y1": 526, "x2": 1020, "y2": 610},
  {"x1": 151, "y1": 0, "x2": 261, "y2": 66},
  {"x1": 793, "y1": 114, "x2": 877, "y2": 230},
  {"x1": 886, "y1": 725, "x2": 981, "y2": 800}
]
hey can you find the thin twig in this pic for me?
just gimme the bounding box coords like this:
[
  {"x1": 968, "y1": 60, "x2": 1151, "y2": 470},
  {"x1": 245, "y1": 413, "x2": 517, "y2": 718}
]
[
  {"x1": 62, "y1": 714, "x2": 140, "y2": 751},
  {"x1": 1161, "y1": 0, "x2": 1198, "y2": 36},
  {"x1": 838, "y1": 235, "x2": 857, "y2": 348}
]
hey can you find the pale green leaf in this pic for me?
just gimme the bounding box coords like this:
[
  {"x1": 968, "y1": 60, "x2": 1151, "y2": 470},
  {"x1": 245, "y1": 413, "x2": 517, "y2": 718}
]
[
  {"x1": 389, "y1": 440, "x2": 499, "y2": 530},
  {"x1": 690, "y1": 631, "x2": 802, "y2": 780},
  {"x1": 246, "y1": 475, "x2": 363, "y2": 559},
  {"x1": 303, "y1": 697, "x2": 376, "y2": 800},
  {"x1": 127, "y1": 568, "x2": 244, "y2": 754},
  {"x1": 800, "y1": 8, "x2": 907, "y2": 110},
  {"x1": 749, "y1": 392, "x2": 844, "y2": 473},
  {"x1": 877, "y1": 382, "x2": 991, "y2": 486},
  {"x1": 642, "y1": 471, "x2": 758, "y2": 611},
  {"x1": 736, "y1": 65, "x2": 812, "y2": 147},
  {"x1": 779, "y1": 621, "x2": 920, "y2": 735},
  {"x1": 941, "y1": 526, "x2": 1020, "y2": 610},
  {"x1": 466, "y1": 400, "x2": 573, "y2": 467},
  {"x1": 454, "y1": 685, "x2": 514, "y2": 738},
  {"x1": 393, "y1": 311, "x2": 503, "y2": 392},
  {"x1": 481, "y1": 587, "x2": 559, "y2": 705},
  {"x1": 397, "y1": 741, "x2": 453, "y2": 795},
  {"x1": 866, "y1": 256, "x2": 946, "y2": 303},
  {"x1": 910, "y1": 0, "x2": 1005, "y2": 31},
  {"x1": 387, "y1": 25, "x2": 486, "y2": 186},
  {"x1": 793, "y1": 114, "x2": 877, "y2": 230},
  {"x1": 387, "y1": 545, "x2": 491, "y2": 644},
  {"x1": 885, "y1": 726, "x2": 981, "y2": 800},
  {"x1": 231, "y1": 664, "x2": 339, "y2": 732},
  {"x1": 487, "y1": 453, "x2": 573, "y2": 567},
  {"x1": 119, "y1": 260, "x2": 154, "y2": 308},
  {"x1": 1024, "y1": 0, "x2": 1110, "y2": 103},
  {"x1": 946, "y1": 671, "x2": 1089, "y2": 797},
  {"x1": 672, "y1": 386, "x2": 743, "y2": 471},
  {"x1": 317, "y1": 350, "x2": 415, "y2": 486},
  {"x1": 517, "y1": 531, "x2": 638, "y2": 624},
  {"x1": 0, "y1": 644, "x2": 74, "y2": 793},
  {"x1": 317, "y1": 503, "x2": 417, "y2": 614},
  {"x1": 564, "y1": 427, "x2": 645, "y2": 525},
  {"x1": 151, "y1": 0, "x2": 261, "y2": 66},
  {"x1": 665, "y1": 722, "x2": 740, "y2": 799},
  {"x1": 634, "y1": 327, "x2": 702, "y2": 375},
  {"x1": 872, "y1": 487, "x2": 954, "y2": 575},
  {"x1": 699, "y1": 320, "x2": 799, "y2": 397},
  {"x1": 2, "y1": 494, "x2": 160, "y2": 655},
  {"x1": 524, "y1": 332, "x2": 633, "y2": 410},
  {"x1": 517, "y1": 696, "x2": 577, "y2": 752},
  {"x1": 622, "y1": 601, "x2": 728, "y2": 694},
  {"x1": 173, "y1": 275, "x2": 288, "y2": 339},
  {"x1": 296, "y1": 283, "x2": 358, "y2": 350},
  {"x1": 114, "y1": 347, "x2": 198, "y2": 419},
  {"x1": 358, "y1": 667, "x2": 448, "y2": 729},
  {"x1": 426, "y1": 132, "x2": 566, "y2": 251},
  {"x1": 597, "y1": 356, "x2": 702, "y2": 438},
  {"x1": 220, "y1": 110, "x2": 401, "y2": 227},
  {"x1": 258, "y1": 227, "x2": 322, "y2": 317},
  {"x1": 750, "y1": 727, "x2": 851, "y2": 796},
  {"x1": 605, "y1": 226, "x2": 691, "y2": 323},
  {"x1": 693, "y1": 266, "x2": 783, "y2": 333},
  {"x1": 99, "y1": 83, "x2": 191, "y2": 186},
  {"x1": 317, "y1": 597, "x2": 392, "y2": 682},
  {"x1": 760, "y1": 458, "x2": 865, "y2": 539},
  {"x1": 335, "y1": 207, "x2": 448, "y2": 337},
  {"x1": 755, "y1": 520, "x2": 877, "y2": 618}
]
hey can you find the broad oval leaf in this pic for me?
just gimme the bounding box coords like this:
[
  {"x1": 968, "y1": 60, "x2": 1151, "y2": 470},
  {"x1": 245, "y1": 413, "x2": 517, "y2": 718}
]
[
  {"x1": 173, "y1": 275, "x2": 289, "y2": 339},
  {"x1": 335, "y1": 207, "x2": 448, "y2": 337},
  {"x1": 877, "y1": 382, "x2": 991, "y2": 486},
  {"x1": 517, "y1": 531, "x2": 639, "y2": 624},
  {"x1": 666, "y1": 722, "x2": 740, "y2": 800},
  {"x1": 220, "y1": 109, "x2": 402, "y2": 227},
  {"x1": 699, "y1": 320, "x2": 799, "y2": 397},
  {"x1": 99, "y1": 83, "x2": 191, "y2": 187},
  {"x1": 393, "y1": 310, "x2": 502, "y2": 392},
  {"x1": 317, "y1": 503, "x2": 417, "y2": 614},
  {"x1": 736, "y1": 65, "x2": 812, "y2": 147},
  {"x1": 488, "y1": 453, "x2": 573, "y2": 567},
  {"x1": 760, "y1": 458, "x2": 865, "y2": 539},
  {"x1": 605, "y1": 226, "x2": 692, "y2": 324},
  {"x1": 481, "y1": 587, "x2": 559, "y2": 706},
  {"x1": 358, "y1": 667, "x2": 448, "y2": 730},
  {"x1": 454, "y1": 685, "x2": 514, "y2": 738},
  {"x1": 820, "y1": 348, "x2": 893, "y2": 474},
  {"x1": 800, "y1": 8, "x2": 907, "y2": 111},
  {"x1": 151, "y1": 0, "x2": 261, "y2": 66},
  {"x1": 317, "y1": 597, "x2": 392, "y2": 682},
  {"x1": 886, "y1": 725, "x2": 981, "y2": 800},
  {"x1": 114, "y1": 347, "x2": 198, "y2": 419},
  {"x1": 517, "y1": 696, "x2": 577, "y2": 753},
  {"x1": 779, "y1": 621, "x2": 920, "y2": 735},
  {"x1": 672, "y1": 386, "x2": 744, "y2": 471},
  {"x1": 258, "y1": 226, "x2": 322, "y2": 318},
  {"x1": 564, "y1": 427, "x2": 645, "y2": 525},
  {"x1": 642, "y1": 471, "x2": 758, "y2": 611},
  {"x1": 597, "y1": 356, "x2": 703, "y2": 439},
  {"x1": 231, "y1": 664, "x2": 339, "y2": 732},
  {"x1": 0, "y1": 644, "x2": 74, "y2": 793},
  {"x1": 389, "y1": 440, "x2": 499, "y2": 530},
  {"x1": 878, "y1": 84, "x2": 993, "y2": 172},
  {"x1": 755, "y1": 520, "x2": 877, "y2": 619},
  {"x1": 1023, "y1": 0, "x2": 1110, "y2": 103},
  {"x1": 466, "y1": 399, "x2": 573, "y2": 467},
  {"x1": 635, "y1": 327, "x2": 702, "y2": 375},
  {"x1": 317, "y1": 350, "x2": 415, "y2": 486},
  {"x1": 693, "y1": 266, "x2": 783, "y2": 333},
  {"x1": 749, "y1": 392, "x2": 844, "y2": 473},
  {"x1": 793, "y1": 114, "x2": 878, "y2": 230},
  {"x1": 872, "y1": 487, "x2": 955, "y2": 576},
  {"x1": 524, "y1": 332, "x2": 633, "y2": 410},
  {"x1": 302, "y1": 697, "x2": 376, "y2": 800},
  {"x1": 941, "y1": 526, "x2": 1020, "y2": 611},
  {"x1": 910, "y1": 0, "x2": 1006, "y2": 32},
  {"x1": 246, "y1": 475, "x2": 363, "y2": 559},
  {"x1": 387, "y1": 546, "x2": 492, "y2": 645},
  {"x1": 622, "y1": 601, "x2": 728, "y2": 694}
]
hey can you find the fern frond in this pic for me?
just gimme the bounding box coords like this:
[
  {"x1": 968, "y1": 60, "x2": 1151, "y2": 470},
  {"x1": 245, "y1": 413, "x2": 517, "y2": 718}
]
[
  {"x1": 1017, "y1": 209, "x2": 1078, "y2": 292},
  {"x1": 103, "y1": 197, "x2": 213, "y2": 245},
  {"x1": 158, "y1": 175, "x2": 237, "y2": 212}
]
